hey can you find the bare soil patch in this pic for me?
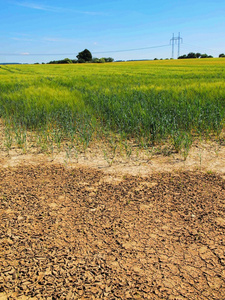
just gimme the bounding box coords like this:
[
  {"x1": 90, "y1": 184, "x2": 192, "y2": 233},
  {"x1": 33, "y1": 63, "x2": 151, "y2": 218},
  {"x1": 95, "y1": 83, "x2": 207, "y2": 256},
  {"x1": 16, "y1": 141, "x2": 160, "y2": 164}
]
[
  {"x1": 0, "y1": 120, "x2": 225, "y2": 299},
  {"x1": 0, "y1": 162, "x2": 225, "y2": 299}
]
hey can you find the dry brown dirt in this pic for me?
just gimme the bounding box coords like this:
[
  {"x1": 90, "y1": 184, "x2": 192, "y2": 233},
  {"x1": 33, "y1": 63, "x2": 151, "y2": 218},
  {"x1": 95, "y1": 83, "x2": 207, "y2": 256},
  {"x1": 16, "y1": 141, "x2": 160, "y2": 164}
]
[{"x1": 0, "y1": 134, "x2": 225, "y2": 299}]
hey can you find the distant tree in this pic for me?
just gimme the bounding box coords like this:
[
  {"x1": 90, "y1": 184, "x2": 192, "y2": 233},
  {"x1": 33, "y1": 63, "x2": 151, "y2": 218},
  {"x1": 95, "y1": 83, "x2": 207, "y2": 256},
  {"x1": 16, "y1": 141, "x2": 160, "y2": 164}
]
[
  {"x1": 92, "y1": 56, "x2": 114, "y2": 63},
  {"x1": 76, "y1": 49, "x2": 92, "y2": 62},
  {"x1": 178, "y1": 54, "x2": 187, "y2": 59},
  {"x1": 77, "y1": 58, "x2": 86, "y2": 63},
  {"x1": 187, "y1": 52, "x2": 197, "y2": 58},
  {"x1": 48, "y1": 58, "x2": 72, "y2": 64},
  {"x1": 99, "y1": 58, "x2": 105, "y2": 63},
  {"x1": 103, "y1": 57, "x2": 114, "y2": 62},
  {"x1": 92, "y1": 57, "x2": 100, "y2": 63},
  {"x1": 219, "y1": 53, "x2": 225, "y2": 57},
  {"x1": 92, "y1": 57, "x2": 105, "y2": 63},
  {"x1": 200, "y1": 53, "x2": 209, "y2": 58},
  {"x1": 62, "y1": 58, "x2": 72, "y2": 64},
  {"x1": 178, "y1": 52, "x2": 213, "y2": 59}
]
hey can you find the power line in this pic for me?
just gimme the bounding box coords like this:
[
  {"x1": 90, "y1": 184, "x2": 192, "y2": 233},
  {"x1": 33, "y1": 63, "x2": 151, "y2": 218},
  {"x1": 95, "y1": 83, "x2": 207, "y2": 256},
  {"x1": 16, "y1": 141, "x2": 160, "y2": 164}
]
[
  {"x1": 92, "y1": 44, "x2": 170, "y2": 54},
  {"x1": 0, "y1": 44, "x2": 170, "y2": 56},
  {"x1": 0, "y1": 53, "x2": 75, "y2": 56}
]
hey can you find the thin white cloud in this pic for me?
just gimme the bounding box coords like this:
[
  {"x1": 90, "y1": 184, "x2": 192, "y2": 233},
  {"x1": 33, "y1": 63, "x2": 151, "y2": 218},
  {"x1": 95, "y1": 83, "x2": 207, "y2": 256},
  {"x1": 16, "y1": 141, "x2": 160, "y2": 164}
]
[
  {"x1": 14, "y1": 1, "x2": 105, "y2": 15},
  {"x1": 14, "y1": 1, "x2": 59, "y2": 12},
  {"x1": 20, "y1": 52, "x2": 30, "y2": 55},
  {"x1": 43, "y1": 37, "x2": 77, "y2": 43},
  {"x1": 11, "y1": 37, "x2": 34, "y2": 41},
  {"x1": 10, "y1": 35, "x2": 78, "y2": 43}
]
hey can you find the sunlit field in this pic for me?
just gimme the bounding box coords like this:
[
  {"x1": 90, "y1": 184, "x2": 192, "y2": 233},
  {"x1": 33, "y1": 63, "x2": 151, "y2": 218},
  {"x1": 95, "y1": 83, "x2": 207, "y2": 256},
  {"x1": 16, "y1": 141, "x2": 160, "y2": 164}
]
[{"x1": 0, "y1": 58, "x2": 225, "y2": 157}]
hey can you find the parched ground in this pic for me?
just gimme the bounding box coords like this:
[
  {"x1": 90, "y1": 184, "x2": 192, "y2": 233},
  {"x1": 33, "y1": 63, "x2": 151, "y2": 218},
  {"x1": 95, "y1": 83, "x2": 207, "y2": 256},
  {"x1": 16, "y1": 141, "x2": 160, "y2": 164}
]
[
  {"x1": 0, "y1": 160, "x2": 225, "y2": 299},
  {"x1": 0, "y1": 119, "x2": 225, "y2": 300}
]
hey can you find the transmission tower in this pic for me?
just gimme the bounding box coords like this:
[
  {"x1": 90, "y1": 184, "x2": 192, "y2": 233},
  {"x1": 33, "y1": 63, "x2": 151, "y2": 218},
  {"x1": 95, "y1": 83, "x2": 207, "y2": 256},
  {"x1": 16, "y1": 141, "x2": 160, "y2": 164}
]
[{"x1": 170, "y1": 33, "x2": 183, "y2": 59}]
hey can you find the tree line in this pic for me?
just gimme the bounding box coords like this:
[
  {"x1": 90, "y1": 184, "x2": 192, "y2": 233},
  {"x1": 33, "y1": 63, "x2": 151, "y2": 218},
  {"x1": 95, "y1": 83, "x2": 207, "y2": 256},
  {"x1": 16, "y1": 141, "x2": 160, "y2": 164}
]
[
  {"x1": 42, "y1": 49, "x2": 225, "y2": 64},
  {"x1": 178, "y1": 52, "x2": 225, "y2": 59},
  {"x1": 47, "y1": 49, "x2": 114, "y2": 64}
]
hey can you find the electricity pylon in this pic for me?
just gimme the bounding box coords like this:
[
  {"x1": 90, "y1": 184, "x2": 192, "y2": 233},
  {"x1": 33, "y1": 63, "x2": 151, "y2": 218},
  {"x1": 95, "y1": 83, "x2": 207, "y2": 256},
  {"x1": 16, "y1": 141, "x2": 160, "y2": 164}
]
[{"x1": 170, "y1": 33, "x2": 183, "y2": 59}]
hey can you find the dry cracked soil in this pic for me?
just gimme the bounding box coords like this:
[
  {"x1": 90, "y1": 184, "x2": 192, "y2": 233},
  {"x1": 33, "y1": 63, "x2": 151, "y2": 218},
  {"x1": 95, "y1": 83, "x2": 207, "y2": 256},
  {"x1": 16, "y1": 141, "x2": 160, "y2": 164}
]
[{"x1": 0, "y1": 144, "x2": 225, "y2": 299}]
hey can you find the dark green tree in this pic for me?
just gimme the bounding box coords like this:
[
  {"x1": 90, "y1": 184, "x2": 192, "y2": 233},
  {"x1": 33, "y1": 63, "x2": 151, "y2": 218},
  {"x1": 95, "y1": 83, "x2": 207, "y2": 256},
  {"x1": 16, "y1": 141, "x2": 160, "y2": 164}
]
[
  {"x1": 178, "y1": 54, "x2": 187, "y2": 59},
  {"x1": 200, "y1": 53, "x2": 209, "y2": 58},
  {"x1": 178, "y1": 52, "x2": 213, "y2": 59},
  {"x1": 48, "y1": 58, "x2": 72, "y2": 64},
  {"x1": 76, "y1": 49, "x2": 92, "y2": 62},
  {"x1": 62, "y1": 58, "x2": 72, "y2": 64},
  {"x1": 219, "y1": 53, "x2": 225, "y2": 57},
  {"x1": 103, "y1": 57, "x2": 114, "y2": 62},
  {"x1": 187, "y1": 52, "x2": 197, "y2": 58}
]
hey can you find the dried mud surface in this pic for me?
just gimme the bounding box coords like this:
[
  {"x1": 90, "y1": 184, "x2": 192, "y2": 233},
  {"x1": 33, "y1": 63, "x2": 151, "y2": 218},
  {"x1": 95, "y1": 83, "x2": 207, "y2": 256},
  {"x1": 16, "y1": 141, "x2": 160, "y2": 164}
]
[{"x1": 0, "y1": 163, "x2": 225, "y2": 300}]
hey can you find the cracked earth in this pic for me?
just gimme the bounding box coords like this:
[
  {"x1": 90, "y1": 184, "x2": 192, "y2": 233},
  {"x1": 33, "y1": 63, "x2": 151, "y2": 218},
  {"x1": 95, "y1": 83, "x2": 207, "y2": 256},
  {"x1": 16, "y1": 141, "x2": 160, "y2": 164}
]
[
  {"x1": 0, "y1": 117, "x2": 225, "y2": 300},
  {"x1": 0, "y1": 161, "x2": 225, "y2": 299}
]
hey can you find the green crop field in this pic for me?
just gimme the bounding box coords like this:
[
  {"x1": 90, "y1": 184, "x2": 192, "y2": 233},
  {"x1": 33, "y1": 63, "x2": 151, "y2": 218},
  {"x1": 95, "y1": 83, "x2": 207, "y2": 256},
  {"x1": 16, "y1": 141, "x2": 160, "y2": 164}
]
[{"x1": 0, "y1": 58, "x2": 225, "y2": 157}]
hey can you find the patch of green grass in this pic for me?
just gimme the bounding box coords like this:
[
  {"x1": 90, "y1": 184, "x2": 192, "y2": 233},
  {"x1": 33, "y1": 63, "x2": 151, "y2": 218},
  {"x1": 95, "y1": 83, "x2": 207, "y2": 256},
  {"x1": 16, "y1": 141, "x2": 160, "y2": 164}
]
[{"x1": 0, "y1": 59, "x2": 225, "y2": 158}]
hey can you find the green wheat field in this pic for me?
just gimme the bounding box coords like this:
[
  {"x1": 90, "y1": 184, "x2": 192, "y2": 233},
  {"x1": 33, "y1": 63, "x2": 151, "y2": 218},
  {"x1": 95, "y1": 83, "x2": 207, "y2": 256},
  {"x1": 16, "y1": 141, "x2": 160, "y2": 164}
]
[{"x1": 0, "y1": 58, "x2": 225, "y2": 158}]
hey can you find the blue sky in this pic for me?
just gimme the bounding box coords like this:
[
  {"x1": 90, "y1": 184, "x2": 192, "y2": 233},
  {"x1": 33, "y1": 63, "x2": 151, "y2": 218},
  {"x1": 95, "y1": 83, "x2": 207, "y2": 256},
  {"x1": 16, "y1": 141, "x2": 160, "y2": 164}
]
[{"x1": 1, "y1": 0, "x2": 225, "y2": 63}]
